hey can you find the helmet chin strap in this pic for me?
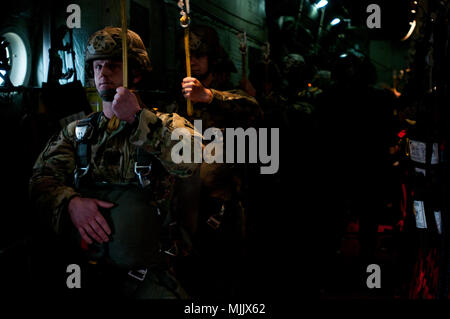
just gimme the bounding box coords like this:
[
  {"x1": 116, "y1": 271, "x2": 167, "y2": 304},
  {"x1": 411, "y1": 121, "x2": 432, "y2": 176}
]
[
  {"x1": 196, "y1": 71, "x2": 210, "y2": 82},
  {"x1": 99, "y1": 89, "x2": 116, "y2": 102},
  {"x1": 194, "y1": 64, "x2": 214, "y2": 84}
]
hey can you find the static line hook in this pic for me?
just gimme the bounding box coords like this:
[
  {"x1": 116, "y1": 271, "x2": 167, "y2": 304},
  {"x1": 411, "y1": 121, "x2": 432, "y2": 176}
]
[{"x1": 180, "y1": 12, "x2": 190, "y2": 28}]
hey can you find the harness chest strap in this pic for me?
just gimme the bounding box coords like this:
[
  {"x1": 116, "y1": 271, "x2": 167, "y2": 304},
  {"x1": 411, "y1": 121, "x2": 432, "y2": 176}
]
[
  {"x1": 74, "y1": 113, "x2": 152, "y2": 188},
  {"x1": 74, "y1": 113, "x2": 98, "y2": 189}
]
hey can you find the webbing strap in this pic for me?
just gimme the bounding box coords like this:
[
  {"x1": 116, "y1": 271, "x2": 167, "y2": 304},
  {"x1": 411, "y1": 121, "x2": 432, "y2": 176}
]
[{"x1": 74, "y1": 113, "x2": 100, "y2": 189}]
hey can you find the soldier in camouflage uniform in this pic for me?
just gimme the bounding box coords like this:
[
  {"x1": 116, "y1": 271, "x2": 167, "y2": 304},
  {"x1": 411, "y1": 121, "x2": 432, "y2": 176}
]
[
  {"x1": 175, "y1": 25, "x2": 262, "y2": 129},
  {"x1": 167, "y1": 25, "x2": 262, "y2": 298},
  {"x1": 29, "y1": 27, "x2": 202, "y2": 299}
]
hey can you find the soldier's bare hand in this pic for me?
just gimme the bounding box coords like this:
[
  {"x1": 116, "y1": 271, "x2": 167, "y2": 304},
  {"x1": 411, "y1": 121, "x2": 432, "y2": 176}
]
[
  {"x1": 112, "y1": 87, "x2": 141, "y2": 123},
  {"x1": 182, "y1": 77, "x2": 213, "y2": 104},
  {"x1": 68, "y1": 196, "x2": 114, "y2": 244}
]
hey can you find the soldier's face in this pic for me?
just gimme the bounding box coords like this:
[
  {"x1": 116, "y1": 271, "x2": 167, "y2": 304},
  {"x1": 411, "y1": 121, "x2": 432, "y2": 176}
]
[
  {"x1": 93, "y1": 59, "x2": 123, "y2": 90},
  {"x1": 191, "y1": 54, "x2": 209, "y2": 77},
  {"x1": 93, "y1": 59, "x2": 123, "y2": 102}
]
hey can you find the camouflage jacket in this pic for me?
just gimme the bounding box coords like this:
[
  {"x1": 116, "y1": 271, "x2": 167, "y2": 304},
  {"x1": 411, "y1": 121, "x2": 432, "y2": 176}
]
[{"x1": 29, "y1": 109, "x2": 201, "y2": 235}]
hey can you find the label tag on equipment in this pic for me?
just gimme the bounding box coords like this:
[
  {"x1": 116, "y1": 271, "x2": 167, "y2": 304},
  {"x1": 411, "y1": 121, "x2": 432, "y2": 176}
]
[
  {"x1": 414, "y1": 200, "x2": 427, "y2": 229},
  {"x1": 409, "y1": 140, "x2": 439, "y2": 164},
  {"x1": 434, "y1": 211, "x2": 442, "y2": 234}
]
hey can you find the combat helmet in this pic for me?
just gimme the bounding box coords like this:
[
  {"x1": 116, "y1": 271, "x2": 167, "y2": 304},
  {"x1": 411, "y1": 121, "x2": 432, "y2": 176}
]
[
  {"x1": 178, "y1": 25, "x2": 234, "y2": 72},
  {"x1": 282, "y1": 53, "x2": 305, "y2": 74},
  {"x1": 85, "y1": 27, "x2": 152, "y2": 77},
  {"x1": 187, "y1": 25, "x2": 221, "y2": 59}
]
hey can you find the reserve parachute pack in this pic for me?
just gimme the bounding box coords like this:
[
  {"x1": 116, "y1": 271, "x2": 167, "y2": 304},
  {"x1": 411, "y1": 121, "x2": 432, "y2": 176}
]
[
  {"x1": 76, "y1": 183, "x2": 164, "y2": 269},
  {"x1": 71, "y1": 112, "x2": 168, "y2": 269}
]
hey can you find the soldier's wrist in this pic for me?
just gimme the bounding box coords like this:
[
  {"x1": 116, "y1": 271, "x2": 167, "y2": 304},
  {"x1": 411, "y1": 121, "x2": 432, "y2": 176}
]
[
  {"x1": 206, "y1": 89, "x2": 214, "y2": 104},
  {"x1": 130, "y1": 109, "x2": 142, "y2": 125},
  {"x1": 67, "y1": 194, "x2": 82, "y2": 213}
]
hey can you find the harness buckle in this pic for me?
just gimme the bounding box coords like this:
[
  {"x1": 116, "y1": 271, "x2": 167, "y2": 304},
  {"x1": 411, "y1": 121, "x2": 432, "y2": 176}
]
[
  {"x1": 128, "y1": 268, "x2": 148, "y2": 282},
  {"x1": 75, "y1": 121, "x2": 94, "y2": 142},
  {"x1": 134, "y1": 162, "x2": 152, "y2": 188},
  {"x1": 207, "y1": 216, "x2": 222, "y2": 229},
  {"x1": 74, "y1": 165, "x2": 90, "y2": 189},
  {"x1": 207, "y1": 204, "x2": 225, "y2": 230},
  {"x1": 163, "y1": 241, "x2": 179, "y2": 257}
]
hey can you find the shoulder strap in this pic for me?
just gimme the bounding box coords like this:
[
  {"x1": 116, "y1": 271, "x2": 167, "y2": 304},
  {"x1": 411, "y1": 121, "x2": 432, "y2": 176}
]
[{"x1": 74, "y1": 112, "x2": 101, "y2": 189}]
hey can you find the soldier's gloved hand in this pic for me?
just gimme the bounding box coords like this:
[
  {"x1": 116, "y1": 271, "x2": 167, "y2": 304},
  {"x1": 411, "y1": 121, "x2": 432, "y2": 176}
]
[
  {"x1": 182, "y1": 77, "x2": 214, "y2": 104},
  {"x1": 68, "y1": 196, "x2": 114, "y2": 244},
  {"x1": 112, "y1": 87, "x2": 142, "y2": 123}
]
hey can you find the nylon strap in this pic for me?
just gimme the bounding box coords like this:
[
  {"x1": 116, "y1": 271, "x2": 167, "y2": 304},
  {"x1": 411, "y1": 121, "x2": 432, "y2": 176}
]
[{"x1": 74, "y1": 112, "x2": 101, "y2": 189}]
